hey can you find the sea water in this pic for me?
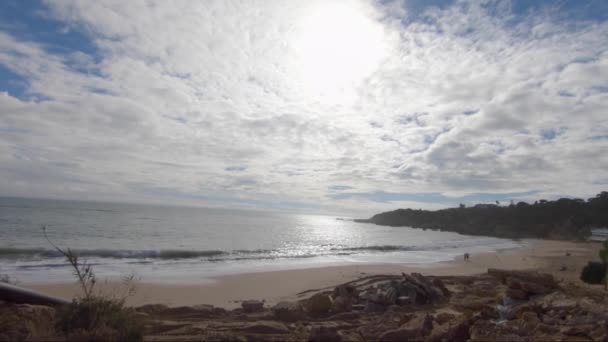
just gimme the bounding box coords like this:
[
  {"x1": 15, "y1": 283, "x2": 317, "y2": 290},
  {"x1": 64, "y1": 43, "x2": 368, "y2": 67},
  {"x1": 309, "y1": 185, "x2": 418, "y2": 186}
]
[{"x1": 0, "y1": 197, "x2": 522, "y2": 284}]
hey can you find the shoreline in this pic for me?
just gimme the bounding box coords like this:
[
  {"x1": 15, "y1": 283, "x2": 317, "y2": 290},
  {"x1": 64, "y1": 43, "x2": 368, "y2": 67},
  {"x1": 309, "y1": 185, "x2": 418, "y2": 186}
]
[{"x1": 25, "y1": 239, "x2": 600, "y2": 309}]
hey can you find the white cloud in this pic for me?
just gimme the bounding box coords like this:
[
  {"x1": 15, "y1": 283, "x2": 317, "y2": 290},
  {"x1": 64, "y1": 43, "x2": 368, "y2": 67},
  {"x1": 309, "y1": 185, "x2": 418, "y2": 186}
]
[{"x1": 0, "y1": 0, "x2": 607, "y2": 215}]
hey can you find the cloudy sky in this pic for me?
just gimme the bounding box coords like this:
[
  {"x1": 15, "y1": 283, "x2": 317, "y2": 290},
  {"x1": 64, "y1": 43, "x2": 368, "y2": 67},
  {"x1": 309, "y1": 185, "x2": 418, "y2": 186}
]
[{"x1": 0, "y1": 0, "x2": 607, "y2": 216}]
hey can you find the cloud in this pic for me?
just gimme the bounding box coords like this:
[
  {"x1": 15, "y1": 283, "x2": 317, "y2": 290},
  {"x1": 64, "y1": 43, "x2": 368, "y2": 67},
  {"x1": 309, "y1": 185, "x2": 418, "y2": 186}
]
[{"x1": 0, "y1": 0, "x2": 606, "y2": 215}]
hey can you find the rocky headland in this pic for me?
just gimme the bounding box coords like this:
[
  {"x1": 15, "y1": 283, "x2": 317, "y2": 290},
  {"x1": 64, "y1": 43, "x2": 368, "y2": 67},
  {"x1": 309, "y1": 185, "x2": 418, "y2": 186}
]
[{"x1": 355, "y1": 191, "x2": 608, "y2": 240}]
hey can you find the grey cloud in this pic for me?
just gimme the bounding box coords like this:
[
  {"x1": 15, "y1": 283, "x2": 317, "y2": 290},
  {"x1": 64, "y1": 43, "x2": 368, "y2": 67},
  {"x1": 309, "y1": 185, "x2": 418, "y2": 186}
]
[{"x1": 0, "y1": 0, "x2": 606, "y2": 214}]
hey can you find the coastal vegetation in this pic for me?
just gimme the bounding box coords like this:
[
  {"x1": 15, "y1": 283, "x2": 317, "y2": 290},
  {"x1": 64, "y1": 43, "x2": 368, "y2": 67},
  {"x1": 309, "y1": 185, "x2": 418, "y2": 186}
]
[
  {"x1": 43, "y1": 227, "x2": 143, "y2": 341},
  {"x1": 356, "y1": 191, "x2": 608, "y2": 240}
]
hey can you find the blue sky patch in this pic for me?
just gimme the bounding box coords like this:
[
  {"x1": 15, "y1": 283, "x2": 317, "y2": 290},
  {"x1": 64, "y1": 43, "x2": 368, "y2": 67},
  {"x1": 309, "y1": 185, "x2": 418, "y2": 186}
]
[{"x1": 0, "y1": 64, "x2": 29, "y2": 99}]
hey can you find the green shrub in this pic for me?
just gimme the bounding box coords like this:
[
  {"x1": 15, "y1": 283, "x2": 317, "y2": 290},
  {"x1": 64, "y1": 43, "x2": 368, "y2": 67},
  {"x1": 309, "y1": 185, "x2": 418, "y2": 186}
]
[
  {"x1": 580, "y1": 261, "x2": 606, "y2": 285},
  {"x1": 58, "y1": 296, "x2": 143, "y2": 341},
  {"x1": 43, "y1": 226, "x2": 144, "y2": 341}
]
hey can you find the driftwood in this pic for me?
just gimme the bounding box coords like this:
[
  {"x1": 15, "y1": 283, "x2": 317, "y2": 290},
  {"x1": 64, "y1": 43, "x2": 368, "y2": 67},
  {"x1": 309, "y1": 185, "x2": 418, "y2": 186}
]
[{"x1": 0, "y1": 281, "x2": 70, "y2": 306}]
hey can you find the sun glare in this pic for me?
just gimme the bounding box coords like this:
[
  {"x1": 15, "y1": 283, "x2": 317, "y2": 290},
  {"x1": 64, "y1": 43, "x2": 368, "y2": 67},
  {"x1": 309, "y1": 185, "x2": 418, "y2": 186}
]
[{"x1": 293, "y1": 2, "x2": 387, "y2": 104}]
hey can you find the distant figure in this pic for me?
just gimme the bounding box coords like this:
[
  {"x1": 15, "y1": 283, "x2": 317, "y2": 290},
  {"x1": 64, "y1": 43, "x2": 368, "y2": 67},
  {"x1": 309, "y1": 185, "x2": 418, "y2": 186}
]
[{"x1": 464, "y1": 252, "x2": 470, "y2": 261}]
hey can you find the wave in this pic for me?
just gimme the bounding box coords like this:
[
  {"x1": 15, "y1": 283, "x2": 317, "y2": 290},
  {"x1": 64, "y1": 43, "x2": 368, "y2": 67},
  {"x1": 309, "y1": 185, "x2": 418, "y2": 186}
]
[
  {"x1": 0, "y1": 247, "x2": 229, "y2": 260},
  {"x1": 0, "y1": 240, "x2": 516, "y2": 263}
]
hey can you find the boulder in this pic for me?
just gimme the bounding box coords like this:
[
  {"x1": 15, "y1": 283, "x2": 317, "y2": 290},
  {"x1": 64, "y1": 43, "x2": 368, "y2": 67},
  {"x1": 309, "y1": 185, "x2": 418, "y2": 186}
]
[
  {"x1": 159, "y1": 305, "x2": 223, "y2": 319},
  {"x1": 378, "y1": 314, "x2": 434, "y2": 341},
  {"x1": 469, "y1": 320, "x2": 526, "y2": 342},
  {"x1": 428, "y1": 315, "x2": 470, "y2": 342},
  {"x1": 505, "y1": 288, "x2": 528, "y2": 301},
  {"x1": 434, "y1": 312, "x2": 456, "y2": 325},
  {"x1": 307, "y1": 294, "x2": 333, "y2": 315},
  {"x1": 432, "y1": 278, "x2": 451, "y2": 298},
  {"x1": 331, "y1": 296, "x2": 352, "y2": 313},
  {"x1": 399, "y1": 273, "x2": 448, "y2": 305},
  {"x1": 308, "y1": 326, "x2": 342, "y2": 342},
  {"x1": 333, "y1": 284, "x2": 357, "y2": 299},
  {"x1": 488, "y1": 269, "x2": 558, "y2": 290},
  {"x1": 136, "y1": 303, "x2": 169, "y2": 314},
  {"x1": 238, "y1": 321, "x2": 290, "y2": 334},
  {"x1": 241, "y1": 300, "x2": 264, "y2": 313},
  {"x1": 272, "y1": 301, "x2": 304, "y2": 321},
  {"x1": 0, "y1": 304, "x2": 57, "y2": 341}
]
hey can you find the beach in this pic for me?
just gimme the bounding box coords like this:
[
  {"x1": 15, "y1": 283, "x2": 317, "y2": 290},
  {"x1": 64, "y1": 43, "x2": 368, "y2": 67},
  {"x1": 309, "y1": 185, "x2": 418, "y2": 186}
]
[{"x1": 26, "y1": 239, "x2": 600, "y2": 309}]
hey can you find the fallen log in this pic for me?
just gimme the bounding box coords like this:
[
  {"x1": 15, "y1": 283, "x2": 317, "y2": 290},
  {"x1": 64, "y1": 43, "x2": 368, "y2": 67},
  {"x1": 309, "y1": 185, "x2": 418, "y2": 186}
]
[{"x1": 0, "y1": 281, "x2": 70, "y2": 306}]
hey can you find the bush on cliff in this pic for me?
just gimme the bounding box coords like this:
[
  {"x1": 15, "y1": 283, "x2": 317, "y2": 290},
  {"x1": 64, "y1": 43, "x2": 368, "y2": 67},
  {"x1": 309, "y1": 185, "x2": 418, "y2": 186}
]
[{"x1": 580, "y1": 261, "x2": 606, "y2": 285}]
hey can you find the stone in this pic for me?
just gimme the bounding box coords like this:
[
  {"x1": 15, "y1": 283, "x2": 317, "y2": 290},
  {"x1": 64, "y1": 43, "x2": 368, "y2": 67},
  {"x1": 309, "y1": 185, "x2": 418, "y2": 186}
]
[
  {"x1": 136, "y1": 303, "x2": 169, "y2": 314},
  {"x1": 396, "y1": 296, "x2": 411, "y2": 306},
  {"x1": 428, "y1": 316, "x2": 470, "y2": 342},
  {"x1": 488, "y1": 269, "x2": 558, "y2": 290},
  {"x1": 272, "y1": 301, "x2": 304, "y2": 321},
  {"x1": 333, "y1": 284, "x2": 357, "y2": 299},
  {"x1": 0, "y1": 304, "x2": 57, "y2": 341},
  {"x1": 506, "y1": 277, "x2": 554, "y2": 296},
  {"x1": 241, "y1": 300, "x2": 264, "y2": 313},
  {"x1": 332, "y1": 296, "x2": 352, "y2": 313},
  {"x1": 307, "y1": 294, "x2": 333, "y2": 315},
  {"x1": 377, "y1": 314, "x2": 433, "y2": 340},
  {"x1": 364, "y1": 300, "x2": 386, "y2": 313},
  {"x1": 505, "y1": 288, "x2": 528, "y2": 301},
  {"x1": 308, "y1": 326, "x2": 343, "y2": 342},
  {"x1": 239, "y1": 321, "x2": 290, "y2": 334},
  {"x1": 469, "y1": 320, "x2": 526, "y2": 342},
  {"x1": 434, "y1": 312, "x2": 456, "y2": 325},
  {"x1": 378, "y1": 327, "x2": 425, "y2": 341},
  {"x1": 327, "y1": 311, "x2": 360, "y2": 321},
  {"x1": 401, "y1": 313, "x2": 434, "y2": 333},
  {"x1": 432, "y1": 278, "x2": 451, "y2": 297}
]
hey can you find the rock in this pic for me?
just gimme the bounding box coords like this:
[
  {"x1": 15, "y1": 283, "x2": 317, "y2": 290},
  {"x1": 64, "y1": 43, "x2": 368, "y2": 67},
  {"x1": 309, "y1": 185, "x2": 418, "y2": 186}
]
[
  {"x1": 402, "y1": 313, "x2": 434, "y2": 333},
  {"x1": 307, "y1": 294, "x2": 333, "y2": 315},
  {"x1": 488, "y1": 269, "x2": 558, "y2": 290},
  {"x1": 158, "y1": 305, "x2": 222, "y2": 319},
  {"x1": 395, "y1": 295, "x2": 411, "y2": 305},
  {"x1": 477, "y1": 305, "x2": 499, "y2": 320},
  {"x1": 506, "y1": 277, "x2": 554, "y2": 296},
  {"x1": 352, "y1": 303, "x2": 366, "y2": 311},
  {"x1": 239, "y1": 321, "x2": 290, "y2": 334},
  {"x1": 428, "y1": 315, "x2": 470, "y2": 342},
  {"x1": 272, "y1": 301, "x2": 304, "y2": 321},
  {"x1": 333, "y1": 284, "x2": 357, "y2": 299},
  {"x1": 378, "y1": 314, "x2": 433, "y2": 341},
  {"x1": 241, "y1": 300, "x2": 264, "y2": 313},
  {"x1": 399, "y1": 273, "x2": 448, "y2": 305},
  {"x1": 327, "y1": 311, "x2": 361, "y2": 321},
  {"x1": 434, "y1": 312, "x2": 456, "y2": 325},
  {"x1": 332, "y1": 296, "x2": 352, "y2": 313},
  {"x1": 308, "y1": 326, "x2": 342, "y2": 342},
  {"x1": 469, "y1": 320, "x2": 526, "y2": 342},
  {"x1": 378, "y1": 327, "x2": 426, "y2": 341},
  {"x1": 364, "y1": 300, "x2": 387, "y2": 313},
  {"x1": 0, "y1": 304, "x2": 57, "y2": 341},
  {"x1": 505, "y1": 288, "x2": 528, "y2": 300},
  {"x1": 432, "y1": 278, "x2": 451, "y2": 297},
  {"x1": 136, "y1": 303, "x2": 169, "y2": 314}
]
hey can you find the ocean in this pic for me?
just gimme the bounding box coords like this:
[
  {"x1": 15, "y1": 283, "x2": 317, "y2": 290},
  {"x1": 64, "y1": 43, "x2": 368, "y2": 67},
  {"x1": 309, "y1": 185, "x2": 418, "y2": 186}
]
[{"x1": 0, "y1": 197, "x2": 522, "y2": 284}]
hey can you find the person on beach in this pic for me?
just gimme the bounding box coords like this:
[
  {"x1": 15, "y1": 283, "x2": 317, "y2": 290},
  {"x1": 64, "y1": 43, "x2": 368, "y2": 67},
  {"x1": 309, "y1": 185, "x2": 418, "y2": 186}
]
[{"x1": 464, "y1": 252, "x2": 470, "y2": 261}]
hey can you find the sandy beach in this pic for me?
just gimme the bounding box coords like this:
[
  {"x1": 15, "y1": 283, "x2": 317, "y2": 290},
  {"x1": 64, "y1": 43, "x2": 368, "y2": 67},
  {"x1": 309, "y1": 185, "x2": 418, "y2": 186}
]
[{"x1": 26, "y1": 239, "x2": 601, "y2": 309}]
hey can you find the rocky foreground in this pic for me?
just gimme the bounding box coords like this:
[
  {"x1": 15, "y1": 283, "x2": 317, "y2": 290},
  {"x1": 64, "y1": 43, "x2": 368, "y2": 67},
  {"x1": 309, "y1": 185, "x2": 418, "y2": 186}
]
[{"x1": 2, "y1": 269, "x2": 608, "y2": 341}]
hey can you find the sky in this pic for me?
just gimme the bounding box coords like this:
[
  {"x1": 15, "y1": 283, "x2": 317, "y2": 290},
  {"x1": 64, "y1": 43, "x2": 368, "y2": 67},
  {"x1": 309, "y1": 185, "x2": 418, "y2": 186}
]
[{"x1": 0, "y1": 0, "x2": 607, "y2": 216}]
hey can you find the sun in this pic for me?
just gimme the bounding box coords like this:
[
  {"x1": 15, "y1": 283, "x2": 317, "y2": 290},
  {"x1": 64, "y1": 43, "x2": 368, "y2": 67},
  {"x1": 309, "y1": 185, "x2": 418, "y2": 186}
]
[{"x1": 292, "y1": 1, "x2": 387, "y2": 104}]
